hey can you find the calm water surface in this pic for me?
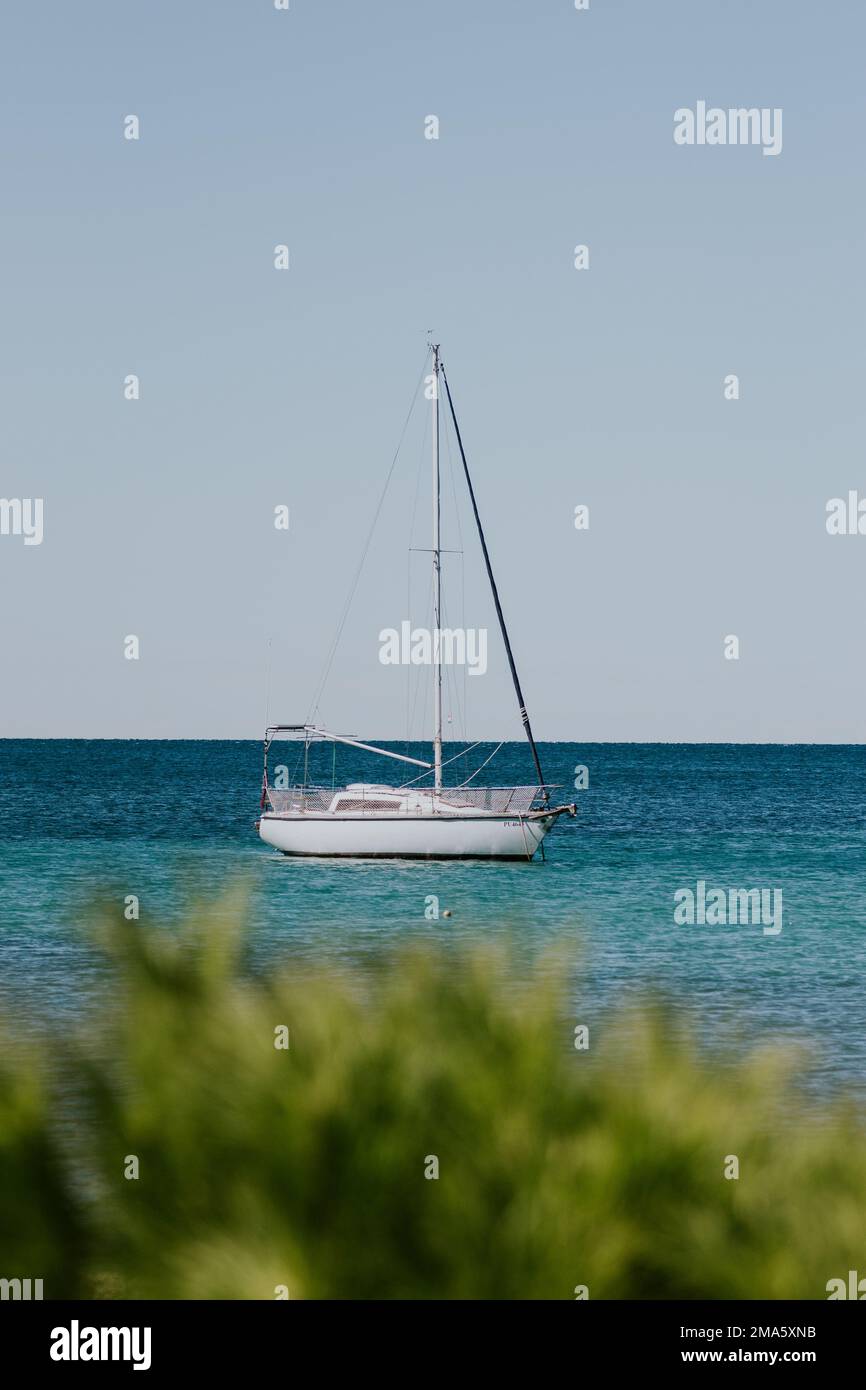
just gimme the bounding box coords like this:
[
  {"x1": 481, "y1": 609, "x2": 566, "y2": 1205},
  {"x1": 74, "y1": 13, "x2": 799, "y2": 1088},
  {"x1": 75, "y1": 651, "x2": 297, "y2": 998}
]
[{"x1": 1, "y1": 740, "x2": 864, "y2": 1100}]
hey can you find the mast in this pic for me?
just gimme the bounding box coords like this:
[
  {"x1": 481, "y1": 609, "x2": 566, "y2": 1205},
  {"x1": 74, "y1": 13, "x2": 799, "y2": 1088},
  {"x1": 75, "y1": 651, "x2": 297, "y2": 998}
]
[
  {"x1": 431, "y1": 344, "x2": 443, "y2": 790},
  {"x1": 439, "y1": 359, "x2": 549, "y2": 804}
]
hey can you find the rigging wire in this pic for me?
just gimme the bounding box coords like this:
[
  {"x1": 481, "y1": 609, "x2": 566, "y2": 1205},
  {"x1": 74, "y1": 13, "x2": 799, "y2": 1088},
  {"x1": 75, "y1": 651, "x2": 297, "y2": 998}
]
[
  {"x1": 397, "y1": 740, "x2": 486, "y2": 789},
  {"x1": 405, "y1": 400, "x2": 431, "y2": 751},
  {"x1": 440, "y1": 358, "x2": 549, "y2": 805},
  {"x1": 306, "y1": 349, "x2": 431, "y2": 727},
  {"x1": 455, "y1": 741, "x2": 505, "y2": 787},
  {"x1": 441, "y1": 414, "x2": 468, "y2": 747}
]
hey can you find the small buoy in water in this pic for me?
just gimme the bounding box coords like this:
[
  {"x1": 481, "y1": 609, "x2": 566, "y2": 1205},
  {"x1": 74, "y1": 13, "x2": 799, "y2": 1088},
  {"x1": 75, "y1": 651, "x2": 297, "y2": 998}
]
[{"x1": 442, "y1": 909, "x2": 452, "y2": 919}]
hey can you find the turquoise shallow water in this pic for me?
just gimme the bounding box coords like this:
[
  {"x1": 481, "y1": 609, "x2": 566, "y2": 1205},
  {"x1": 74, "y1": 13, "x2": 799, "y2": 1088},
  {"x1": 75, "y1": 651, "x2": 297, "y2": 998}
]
[{"x1": 1, "y1": 740, "x2": 865, "y2": 1100}]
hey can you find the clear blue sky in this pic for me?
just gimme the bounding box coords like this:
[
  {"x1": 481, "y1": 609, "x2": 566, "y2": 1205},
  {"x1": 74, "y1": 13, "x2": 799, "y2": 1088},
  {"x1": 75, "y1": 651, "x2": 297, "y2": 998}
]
[{"x1": 2, "y1": 1, "x2": 864, "y2": 741}]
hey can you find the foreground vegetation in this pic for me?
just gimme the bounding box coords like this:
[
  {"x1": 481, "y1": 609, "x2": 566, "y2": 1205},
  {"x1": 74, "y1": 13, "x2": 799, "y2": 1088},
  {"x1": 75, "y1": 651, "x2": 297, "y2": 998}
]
[{"x1": 1, "y1": 897, "x2": 864, "y2": 1300}]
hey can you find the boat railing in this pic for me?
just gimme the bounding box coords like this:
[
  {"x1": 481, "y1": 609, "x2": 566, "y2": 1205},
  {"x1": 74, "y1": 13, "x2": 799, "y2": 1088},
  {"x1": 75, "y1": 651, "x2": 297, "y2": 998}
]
[
  {"x1": 266, "y1": 787, "x2": 336, "y2": 815},
  {"x1": 434, "y1": 785, "x2": 549, "y2": 813},
  {"x1": 264, "y1": 784, "x2": 555, "y2": 817}
]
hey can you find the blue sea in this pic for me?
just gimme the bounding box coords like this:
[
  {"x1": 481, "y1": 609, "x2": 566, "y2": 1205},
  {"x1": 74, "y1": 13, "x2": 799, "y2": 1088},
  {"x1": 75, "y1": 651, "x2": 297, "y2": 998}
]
[{"x1": 1, "y1": 740, "x2": 865, "y2": 1102}]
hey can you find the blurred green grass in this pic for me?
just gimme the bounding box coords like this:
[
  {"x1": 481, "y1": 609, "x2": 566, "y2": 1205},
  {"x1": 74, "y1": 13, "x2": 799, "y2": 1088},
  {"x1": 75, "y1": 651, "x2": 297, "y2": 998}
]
[{"x1": 1, "y1": 895, "x2": 864, "y2": 1300}]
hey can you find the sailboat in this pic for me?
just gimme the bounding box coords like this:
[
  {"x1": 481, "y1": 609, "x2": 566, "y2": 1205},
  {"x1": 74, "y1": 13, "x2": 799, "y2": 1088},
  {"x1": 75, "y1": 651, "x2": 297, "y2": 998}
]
[{"x1": 257, "y1": 345, "x2": 576, "y2": 860}]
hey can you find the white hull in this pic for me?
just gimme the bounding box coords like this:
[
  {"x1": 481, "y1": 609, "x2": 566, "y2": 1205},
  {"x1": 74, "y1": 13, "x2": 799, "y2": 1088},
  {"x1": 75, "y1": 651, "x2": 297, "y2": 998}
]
[{"x1": 259, "y1": 810, "x2": 562, "y2": 859}]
